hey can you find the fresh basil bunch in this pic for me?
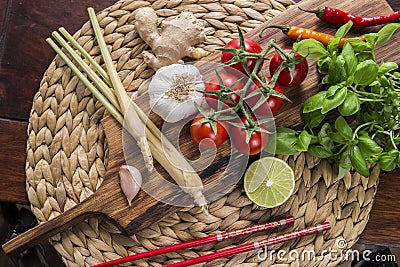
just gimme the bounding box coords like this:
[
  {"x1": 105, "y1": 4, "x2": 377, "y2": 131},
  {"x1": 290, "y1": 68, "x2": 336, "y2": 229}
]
[{"x1": 276, "y1": 21, "x2": 400, "y2": 178}]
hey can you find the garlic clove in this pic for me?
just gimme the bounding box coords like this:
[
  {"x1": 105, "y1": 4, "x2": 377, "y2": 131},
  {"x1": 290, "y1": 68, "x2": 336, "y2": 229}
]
[{"x1": 119, "y1": 165, "x2": 142, "y2": 206}]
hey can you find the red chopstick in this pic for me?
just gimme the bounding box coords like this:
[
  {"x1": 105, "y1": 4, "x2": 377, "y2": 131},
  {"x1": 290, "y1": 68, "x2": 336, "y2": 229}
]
[
  {"x1": 164, "y1": 222, "x2": 331, "y2": 267},
  {"x1": 91, "y1": 216, "x2": 294, "y2": 267}
]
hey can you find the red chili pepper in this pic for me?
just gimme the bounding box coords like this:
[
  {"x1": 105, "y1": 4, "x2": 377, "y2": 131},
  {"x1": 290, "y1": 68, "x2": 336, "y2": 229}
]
[{"x1": 299, "y1": 6, "x2": 400, "y2": 28}]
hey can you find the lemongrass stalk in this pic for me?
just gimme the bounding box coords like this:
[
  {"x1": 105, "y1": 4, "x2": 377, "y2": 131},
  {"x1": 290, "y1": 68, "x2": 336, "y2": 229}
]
[
  {"x1": 58, "y1": 27, "x2": 111, "y2": 86},
  {"x1": 88, "y1": 7, "x2": 207, "y2": 208},
  {"x1": 46, "y1": 38, "x2": 123, "y2": 125},
  {"x1": 51, "y1": 31, "x2": 120, "y2": 111},
  {"x1": 88, "y1": 7, "x2": 154, "y2": 171}
]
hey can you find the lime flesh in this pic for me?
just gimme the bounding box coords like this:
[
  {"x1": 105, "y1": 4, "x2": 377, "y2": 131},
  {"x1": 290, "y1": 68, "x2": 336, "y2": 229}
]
[{"x1": 244, "y1": 157, "x2": 295, "y2": 208}]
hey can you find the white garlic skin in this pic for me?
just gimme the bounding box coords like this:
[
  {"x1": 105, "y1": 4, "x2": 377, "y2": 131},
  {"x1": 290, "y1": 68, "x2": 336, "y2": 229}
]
[
  {"x1": 119, "y1": 165, "x2": 142, "y2": 206},
  {"x1": 148, "y1": 64, "x2": 205, "y2": 123}
]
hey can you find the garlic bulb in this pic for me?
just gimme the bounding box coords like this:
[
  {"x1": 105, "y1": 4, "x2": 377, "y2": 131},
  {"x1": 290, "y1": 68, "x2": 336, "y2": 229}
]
[
  {"x1": 119, "y1": 165, "x2": 142, "y2": 206},
  {"x1": 148, "y1": 64, "x2": 205, "y2": 122}
]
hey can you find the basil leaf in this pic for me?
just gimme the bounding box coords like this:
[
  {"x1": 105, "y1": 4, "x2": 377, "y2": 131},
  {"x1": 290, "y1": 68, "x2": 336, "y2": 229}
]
[
  {"x1": 337, "y1": 165, "x2": 350, "y2": 179},
  {"x1": 308, "y1": 145, "x2": 334, "y2": 158},
  {"x1": 340, "y1": 150, "x2": 352, "y2": 169},
  {"x1": 335, "y1": 116, "x2": 353, "y2": 140},
  {"x1": 275, "y1": 128, "x2": 298, "y2": 155},
  {"x1": 335, "y1": 21, "x2": 353, "y2": 39},
  {"x1": 358, "y1": 136, "x2": 383, "y2": 157},
  {"x1": 364, "y1": 33, "x2": 378, "y2": 45},
  {"x1": 329, "y1": 132, "x2": 348, "y2": 145},
  {"x1": 357, "y1": 52, "x2": 375, "y2": 63},
  {"x1": 338, "y1": 91, "x2": 360, "y2": 116},
  {"x1": 321, "y1": 86, "x2": 347, "y2": 114},
  {"x1": 342, "y1": 42, "x2": 357, "y2": 76},
  {"x1": 354, "y1": 60, "x2": 379, "y2": 86},
  {"x1": 327, "y1": 55, "x2": 346, "y2": 84},
  {"x1": 318, "y1": 123, "x2": 334, "y2": 150},
  {"x1": 338, "y1": 150, "x2": 351, "y2": 179},
  {"x1": 326, "y1": 84, "x2": 340, "y2": 97},
  {"x1": 302, "y1": 91, "x2": 327, "y2": 113},
  {"x1": 346, "y1": 39, "x2": 373, "y2": 52},
  {"x1": 317, "y1": 56, "x2": 331, "y2": 74},
  {"x1": 301, "y1": 109, "x2": 326, "y2": 129},
  {"x1": 376, "y1": 23, "x2": 400, "y2": 45},
  {"x1": 350, "y1": 145, "x2": 370, "y2": 177},
  {"x1": 379, "y1": 154, "x2": 397, "y2": 172},
  {"x1": 327, "y1": 37, "x2": 341, "y2": 53},
  {"x1": 293, "y1": 39, "x2": 329, "y2": 59},
  {"x1": 378, "y1": 62, "x2": 398, "y2": 75},
  {"x1": 295, "y1": 130, "x2": 312, "y2": 152}
]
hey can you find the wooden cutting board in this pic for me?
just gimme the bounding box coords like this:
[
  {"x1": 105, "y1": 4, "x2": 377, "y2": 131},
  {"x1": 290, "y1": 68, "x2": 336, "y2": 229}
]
[{"x1": 3, "y1": 0, "x2": 399, "y2": 255}]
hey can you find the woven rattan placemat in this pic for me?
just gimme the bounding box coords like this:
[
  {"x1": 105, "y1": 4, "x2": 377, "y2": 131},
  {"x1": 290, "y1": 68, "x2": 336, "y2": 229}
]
[{"x1": 25, "y1": 0, "x2": 380, "y2": 266}]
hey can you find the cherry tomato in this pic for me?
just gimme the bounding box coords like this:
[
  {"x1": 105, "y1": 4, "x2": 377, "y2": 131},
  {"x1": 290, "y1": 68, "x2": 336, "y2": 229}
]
[
  {"x1": 269, "y1": 49, "x2": 308, "y2": 88},
  {"x1": 230, "y1": 116, "x2": 269, "y2": 155},
  {"x1": 205, "y1": 73, "x2": 243, "y2": 110},
  {"x1": 246, "y1": 78, "x2": 285, "y2": 116},
  {"x1": 221, "y1": 38, "x2": 263, "y2": 74},
  {"x1": 190, "y1": 113, "x2": 228, "y2": 149}
]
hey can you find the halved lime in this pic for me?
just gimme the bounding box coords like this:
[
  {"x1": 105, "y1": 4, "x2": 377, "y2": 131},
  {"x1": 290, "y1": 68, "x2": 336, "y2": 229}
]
[{"x1": 244, "y1": 157, "x2": 295, "y2": 208}]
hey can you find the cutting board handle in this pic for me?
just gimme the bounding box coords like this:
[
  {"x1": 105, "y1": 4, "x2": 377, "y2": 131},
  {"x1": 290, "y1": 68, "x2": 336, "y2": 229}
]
[{"x1": 2, "y1": 192, "x2": 103, "y2": 255}]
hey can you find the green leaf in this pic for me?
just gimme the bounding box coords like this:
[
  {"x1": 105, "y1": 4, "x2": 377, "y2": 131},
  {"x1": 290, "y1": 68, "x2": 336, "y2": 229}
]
[
  {"x1": 358, "y1": 136, "x2": 383, "y2": 157},
  {"x1": 329, "y1": 132, "x2": 348, "y2": 145},
  {"x1": 302, "y1": 91, "x2": 327, "y2": 113},
  {"x1": 275, "y1": 127, "x2": 298, "y2": 155},
  {"x1": 293, "y1": 39, "x2": 329, "y2": 59},
  {"x1": 338, "y1": 91, "x2": 360, "y2": 116},
  {"x1": 327, "y1": 37, "x2": 341, "y2": 53},
  {"x1": 318, "y1": 123, "x2": 334, "y2": 150},
  {"x1": 317, "y1": 56, "x2": 331, "y2": 74},
  {"x1": 346, "y1": 39, "x2": 373, "y2": 52},
  {"x1": 335, "y1": 21, "x2": 353, "y2": 39},
  {"x1": 354, "y1": 60, "x2": 379, "y2": 86},
  {"x1": 295, "y1": 130, "x2": 312, "y2": 152},
  {"x1": 357, "y1": 52, "x2": 375, "y2": 62},
  {"x1": 338, "y1": 150, "x2": 351, "y2": 179},
  {"x1": 321, "y1": 86, "x2": 347, "y2": 114},
  {"x1": 337, "y1": 165, "x2": 350, "y2": 179},
  {"x1": 301, "y1": 109, "x2": 326, "y2": 129},
  {"x1": 335, "y1": 116, "x2": 353, "y2": 140},
  {"x1": 339, "y1": 150, "x2": 352, "y2": 169},
  {"x1": 376, "y1": 23, "x2": 400, "y2": 45},
  {"x1": 342, "y1": 42, "x2": 358, "y2": 76},
  {"x1": 379, "y1": 154, "x2": 397, "y2": 171},
  {"x1": 327, "y1": 55, "x2": 346, "y2": 84},
  {"x1": 378, "y1": 62, "x2": 398, "y2": 75},
  {"x1": 364, "y1": 33, "x2": 378, "y2": 44},
  {"x1": 350, "y1": 145, "x2": 370, "y2": 177},
  {"x1": 308, "y1": 145, "x2": 333, "y2": 158}
]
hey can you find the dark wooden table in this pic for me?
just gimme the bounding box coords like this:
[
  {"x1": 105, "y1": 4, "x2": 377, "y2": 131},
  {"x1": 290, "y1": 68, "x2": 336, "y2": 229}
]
[{"x1": 0, "y1": 0, "x2": 399, "y2": 252}]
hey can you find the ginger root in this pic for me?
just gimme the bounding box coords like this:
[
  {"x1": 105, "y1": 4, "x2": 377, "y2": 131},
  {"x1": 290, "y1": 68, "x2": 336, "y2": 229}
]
[{"x1": 135, "y1": 7, "x2": 210, "y2": 70}]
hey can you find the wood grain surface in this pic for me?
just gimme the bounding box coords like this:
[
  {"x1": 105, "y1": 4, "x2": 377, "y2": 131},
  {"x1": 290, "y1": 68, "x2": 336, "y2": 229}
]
[{"x1": 0, "y1": 0, "x2": 399, "y2": 248}]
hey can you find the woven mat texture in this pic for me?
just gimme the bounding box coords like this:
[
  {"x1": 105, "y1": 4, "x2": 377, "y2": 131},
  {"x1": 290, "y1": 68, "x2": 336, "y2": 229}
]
[{"x1": 25, "y1": 0, "x2": 380, "y2": 266}]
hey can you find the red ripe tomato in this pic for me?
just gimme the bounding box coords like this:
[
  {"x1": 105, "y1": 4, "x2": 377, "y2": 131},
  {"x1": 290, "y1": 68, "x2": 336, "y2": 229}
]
[
  {"x1": 221, "y1": 38, "x2": 263, "y2": 74},
  {"x1": 246, "y1": 78, "x2": 284, "y2": 116},
  {"x1": 190, "y1": 113, "x2": 228, "y2": 149},
  {"x1": 269, "y1": 49, "x2": 308, "y2": 88},
  {"x1": 205, "y1": 73, "x2": 243, "y2": 110},
  {"x1": 230, "y1": 116, "x2": 269, "y2": 155}
]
